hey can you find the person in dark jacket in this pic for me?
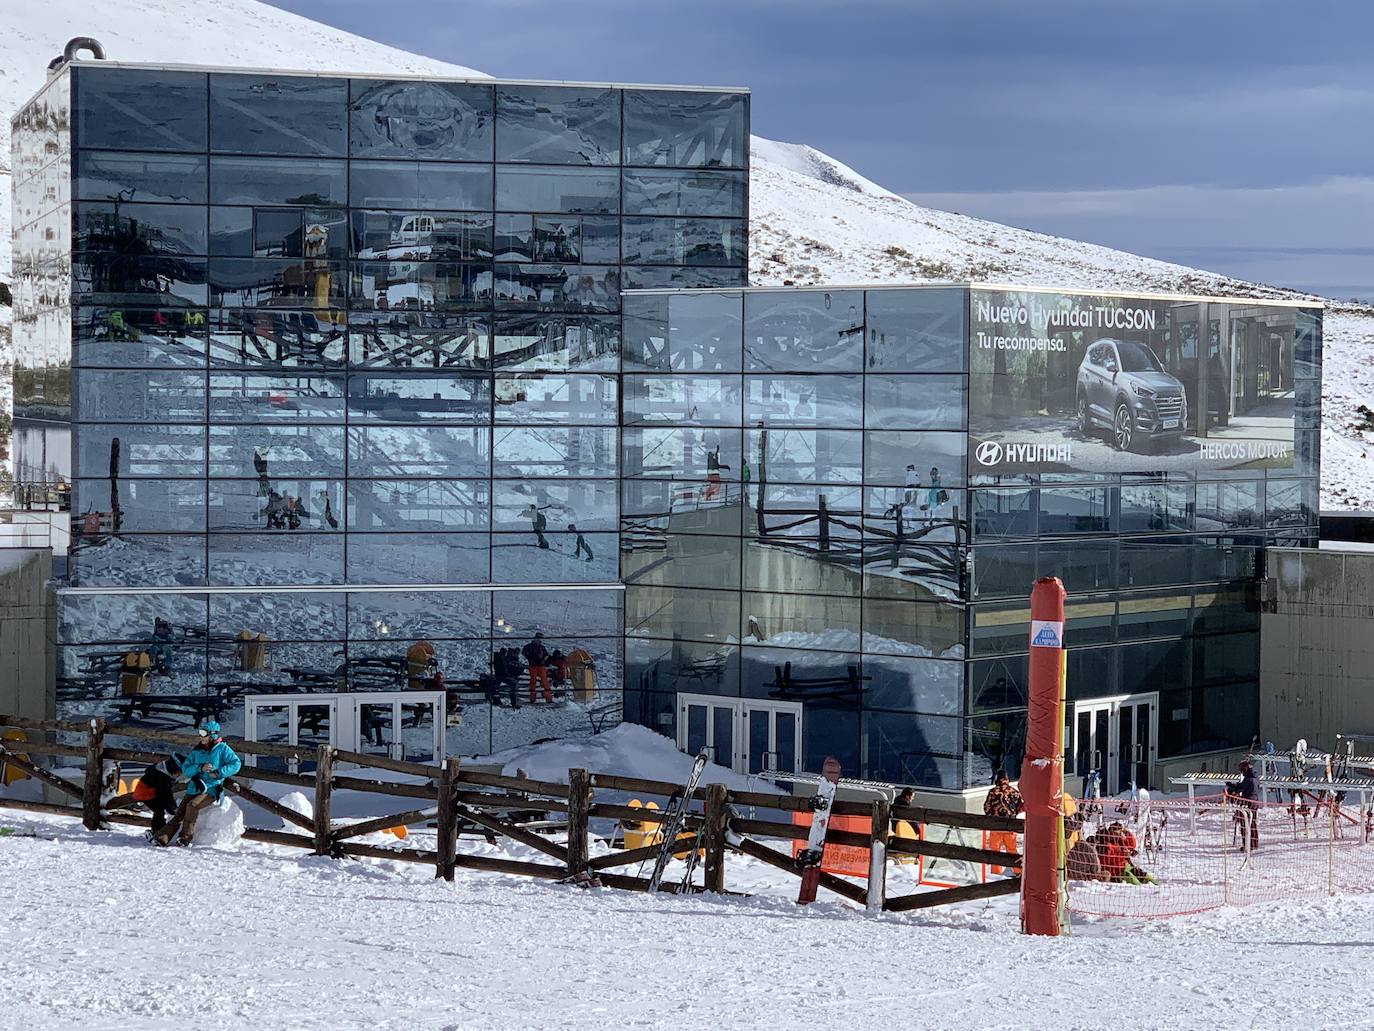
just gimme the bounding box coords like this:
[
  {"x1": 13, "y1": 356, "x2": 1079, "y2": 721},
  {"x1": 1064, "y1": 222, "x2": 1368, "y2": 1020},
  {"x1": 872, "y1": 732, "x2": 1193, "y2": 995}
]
[
  {"x1": 153, "y1": 721, "x2": 241, "y2": 847},
  {"x1": 133, "y1": 753, "x2": 184, "y2": 838},
  {"x1": 522, "y1": 633, "x2": 553, "y2": 704},
  {"x1": 1226, "y1": 759, "x2": 1260, "y2": 851}
]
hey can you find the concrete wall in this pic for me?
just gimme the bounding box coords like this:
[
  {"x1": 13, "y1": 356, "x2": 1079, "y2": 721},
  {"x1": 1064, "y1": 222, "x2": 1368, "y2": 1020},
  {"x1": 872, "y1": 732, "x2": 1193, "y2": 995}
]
[
  {"x1": 0, "y1": 549, "x2": 55, "y2": 721},
  {"x1": 1261, "y1": 546, "x2": 1374, "y2": 752}
]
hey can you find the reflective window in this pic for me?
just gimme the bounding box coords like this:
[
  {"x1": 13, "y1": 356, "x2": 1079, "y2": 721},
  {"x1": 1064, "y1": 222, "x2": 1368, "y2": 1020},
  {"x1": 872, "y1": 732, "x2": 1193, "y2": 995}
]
[
  {"x1": 347, "y1": 425, "x2": 489, "y2": 478},
  {"x1": 209, "y1": 207, "x2": 252, "y2": 256},
  {"x1": 491, "y1": 532, "x2": 618, "y2": 583},
  {"x1": 76, "y1": 150, "x2": 208, "y2": 205},
  {"x1": 493, "y1": 479, "x2": 617, "y2": 533},
  {"x1": 75, "y1": 307, "x2": 207, "y2": 368},
  {"x1": 350, "y1": 261, "x2": 482, "y2": 312},
  {"x1": 70, "y1": 535, "x2": 208, "y2": 588},
  {"x1": 865, "y1": 288, "x2": 967, "y2": 373},
  {"x1": 351, "y1": 210, "x2": 493, "y2": 261},
  {"x1": 744, "y1": 375, "x2": 862, "y2": 428},
  {"x1": 496, "y1": 85, "x2": 620, "y2": 165},
  {"x1": 76, "y1": 68, "x2": 207, "y2": 152},
  {"x1": 493, "y1": 315, "x2": 620, "y2": 372},
  {"x1": 493, "y1": 265, "x2": 619, "y2": 314},
  {"x1": 345, "y1": 532, "x2": 490, "y2": 585},
  {"x1": 74, "y1": 371, "x2": 206, "y2": 423},
  {"x1": 209, "y1": 373, "x2": 345, "y2": 423},
  {"x1": 972, "y1": 488, "x2": 1036, "y2": 538},
  {"x1": 622, "y1": 266, "x2": 746, "y2": 291},
  {"x1": 208, "y1": 533, "x2": 344, "y2": 586},
  {"x1": 864, "y1": 374, "x2": 965, "y2": 430},
  {"x1": 350, "y1": 79, "x2": 493, "y2": 161},
  {"x1": 744, "y1": 290, "x2": 864, "y2": 373},
  {"x1": 495, "y1": 166, "x2": 619, "y2": 214},
  {"x1": 75, "y1": 203, "x2": 206, "y2": 256},
  {"x1": 208, "y1": 424, "x2": 345, "y2": 478},
  {"x1": 347, "y1": 479, "x2": 489, "y2": 531},
  {"x1": 623, "y1": 291, "x2": 743, "y2": 372},
  {"x1": 1120, "y1": 483, "x2": 1193, "y2": 533},
  {"x1": 626, "y1": 585, "x2": 740, "y2": 643},
  {"x1": 492, "y1": 426, "x2": 617, "y2": 478},
  {"x1": 621, "y1": 217, "x2": 745, "y2": 267},
  {"x1": 623, "y1": 90, "x2": 746, "y2": 169},
  {"x1": 348, "y1": 313, "x2": 490, "y2": 369},
  {"x1": 210, "y1": 309, "x2": 347, "y2": 368},
  {"x1": 1265, "y1": 479, "x2": 1311, "y2": 528},
  {"x1": 626, "y1": 533, "x2": 741, "y2": 589},
  {"x1": 214, "y1": 591, "x2": 346, "y2": 642},
  {"x1": 210, "y1": 75, "x2": 347, "y2": 156},
  {"x1": 862, "y1": 598, "x2": 964, "y2": 660},
  {"x1": 349, "y1": 161, "x2": 492, "y2": 211},
  {"x1": 1039, "y1": 487, "x2": 1114, "y2": 535},
  {"x1": 73, "y1": 478, "x2": 205, "y2": 533},
  {"x1": 77, "y1": 424, "x2": 205, "y2": 478},
  {"x1": 622, "y1": 170, "x2": 746, "y2": 217},
  {"x1": 73, "y1": 255, "x2": 208, "y2": 307},
  {"x1": 495, "y1": 373, "x2": 618, "y2": 424},
  {"x1": 209, "y1": 258, "x2": 347, "y2": 309},
  {"x1": 747, "y1": 427, "x2": 863, "y2": 485},
  {"x1": 346, "y1": 373, "x2": 490, "y2": 423},
  {"x1": 863, "y1": 430, "x2": 965, "y2": 487},
  {"x1": 247, "y1": 207, "x2": 349, "y2": 259},
  {"x1": 211, "y1": 157, "x2": 347, "y2": 207},
  {"x1": 209, "y1": 478, "x2": 343, "y2": 532},
  {"x1": 623, "y1": 375, "x2": 742, "y2": 426},
  {"x1": 1196, "y1": 480, "x2": 1262, "y2": 530}
]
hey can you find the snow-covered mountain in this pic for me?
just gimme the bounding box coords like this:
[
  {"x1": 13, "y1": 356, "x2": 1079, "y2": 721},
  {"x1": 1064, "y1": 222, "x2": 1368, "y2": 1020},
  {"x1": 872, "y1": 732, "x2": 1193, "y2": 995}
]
[{"x1": 2, "y1": 0, "x2": 1370, "y2": 508}]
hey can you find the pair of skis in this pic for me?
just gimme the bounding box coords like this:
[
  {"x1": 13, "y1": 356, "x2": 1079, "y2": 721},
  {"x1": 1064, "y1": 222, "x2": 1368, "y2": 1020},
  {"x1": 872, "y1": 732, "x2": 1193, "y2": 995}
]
[{"x1": 646, "y1": 750, "x2": 709, "y2": 894}]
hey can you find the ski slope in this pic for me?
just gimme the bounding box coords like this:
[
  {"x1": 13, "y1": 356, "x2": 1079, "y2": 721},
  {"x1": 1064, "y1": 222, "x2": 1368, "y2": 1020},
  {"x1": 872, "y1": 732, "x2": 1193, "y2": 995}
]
[
  {"x1": 1, "y1": 806, "x2": 1371, "y2": 1031},
  {"x1": 1, "y1": 1, "x2": 1371, "y2": 509}
]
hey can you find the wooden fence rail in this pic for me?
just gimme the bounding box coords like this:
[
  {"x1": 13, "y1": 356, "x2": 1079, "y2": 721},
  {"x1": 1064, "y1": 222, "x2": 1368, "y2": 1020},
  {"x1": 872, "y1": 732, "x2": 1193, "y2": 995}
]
[{"x1": 0, "y1": 713, "x2": 1020, "y2": 914}]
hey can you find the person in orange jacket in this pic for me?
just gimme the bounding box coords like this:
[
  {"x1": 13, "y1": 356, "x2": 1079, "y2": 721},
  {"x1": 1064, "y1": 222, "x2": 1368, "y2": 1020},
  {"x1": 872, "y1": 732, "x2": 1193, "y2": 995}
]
[{"x1": 983, "y1": 769, "x2": 1023, "y2": 875}]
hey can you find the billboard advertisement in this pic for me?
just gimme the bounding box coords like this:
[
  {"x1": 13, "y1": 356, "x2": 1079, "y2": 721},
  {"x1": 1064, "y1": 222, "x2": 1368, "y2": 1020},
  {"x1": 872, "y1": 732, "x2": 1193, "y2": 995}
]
[{"x1": 968, "y1": 288, "x2": 1301, "y2": 476}]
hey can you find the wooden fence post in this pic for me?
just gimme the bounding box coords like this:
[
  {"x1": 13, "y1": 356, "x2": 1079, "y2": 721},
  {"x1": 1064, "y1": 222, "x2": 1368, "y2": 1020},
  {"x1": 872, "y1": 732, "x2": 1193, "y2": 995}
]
[
  {"x1": 703, "y1": 783, "x2": 729, "y2": 893},
  {"x1": 566, "y1": 768, "x2": 591, "y2": 881},
  {"x1": 866, "y1": 798, "x2": 890, "y2": 914},
  {"x1": 435, "y1": 757, "x2": 460, "y2": 882},
  {"x1": 313, "y1": 744, "x2": 334, "y2": 856},
  {"x1": 82, "y1": 718, "x2": 106, "y2": 831}
]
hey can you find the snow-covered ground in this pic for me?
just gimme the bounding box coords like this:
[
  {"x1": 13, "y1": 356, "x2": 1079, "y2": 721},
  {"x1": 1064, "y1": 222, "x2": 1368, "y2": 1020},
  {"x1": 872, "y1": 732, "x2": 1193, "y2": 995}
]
[{"x1": 3, "y1": 801, "x2": 1373, "y2": 1031}]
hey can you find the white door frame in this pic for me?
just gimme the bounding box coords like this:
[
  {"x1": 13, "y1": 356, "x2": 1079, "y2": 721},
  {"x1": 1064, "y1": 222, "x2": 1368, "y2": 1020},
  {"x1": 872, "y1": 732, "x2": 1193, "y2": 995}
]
[
  {"x1": 1070, "y1": 692, "x2": 1158, "y2": 795},
  {"x1": 676, "y1": 693, "x2": 803, "y2": 775},
  {"x1": 244, "y1": 692, "x2": 446, "y2": 771}
]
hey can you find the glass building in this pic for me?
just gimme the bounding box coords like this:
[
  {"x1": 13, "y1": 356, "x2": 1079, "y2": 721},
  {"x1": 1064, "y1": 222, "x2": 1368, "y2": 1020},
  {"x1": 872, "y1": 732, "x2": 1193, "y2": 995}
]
[
  {"x1": 10, "y1": 61, "x2": 748, "y2": 755},
  {"x1": 619, "y1": 285, "x2": 1321, "y2": 795}
]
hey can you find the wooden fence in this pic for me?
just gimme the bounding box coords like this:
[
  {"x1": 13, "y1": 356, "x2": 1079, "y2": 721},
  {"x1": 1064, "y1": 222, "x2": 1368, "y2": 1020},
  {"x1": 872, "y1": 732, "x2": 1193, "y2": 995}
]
[{"x1": 0, "y1": 713, "x2": 1021, "y2": 913}]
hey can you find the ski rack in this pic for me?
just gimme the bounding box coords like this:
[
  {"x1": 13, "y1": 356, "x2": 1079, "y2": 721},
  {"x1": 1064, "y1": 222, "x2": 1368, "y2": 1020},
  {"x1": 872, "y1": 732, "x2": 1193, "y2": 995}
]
[{"x1": 1168, "y1": 770, "x2": 1374, "y2": 835}]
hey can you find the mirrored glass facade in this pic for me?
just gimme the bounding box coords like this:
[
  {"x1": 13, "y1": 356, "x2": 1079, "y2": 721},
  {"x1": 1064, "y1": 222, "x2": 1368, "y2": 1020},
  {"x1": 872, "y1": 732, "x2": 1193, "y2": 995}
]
[
  {"x1": 12, "y1": 63, "x2": 748, "y2": 755},
  {"x1": 620, "y1": 286, "x2": 1321, "y2": 790}
]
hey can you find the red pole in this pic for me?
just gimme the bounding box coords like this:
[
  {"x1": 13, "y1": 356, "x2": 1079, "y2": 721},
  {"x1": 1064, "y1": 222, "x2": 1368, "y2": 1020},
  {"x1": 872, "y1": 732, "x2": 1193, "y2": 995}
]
[{"x1": 1021, "y1": 576, "x2": 1066, "y2": 936}]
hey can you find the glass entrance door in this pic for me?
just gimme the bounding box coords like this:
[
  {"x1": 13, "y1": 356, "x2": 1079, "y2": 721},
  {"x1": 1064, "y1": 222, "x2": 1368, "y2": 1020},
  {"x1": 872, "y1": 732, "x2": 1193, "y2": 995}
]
[
  {"x1": 1071, "y1": 693, "x2": 1158, "y2": 795},
  {"x1": 742, "y1": 702, "x2": 801, "y2": 775},
  {"x1": 678, "y1": 695, "x2": 738, "y2": 768},
  {"x1": 677, "y1": 694, "x2": 802, "y2": 775}
]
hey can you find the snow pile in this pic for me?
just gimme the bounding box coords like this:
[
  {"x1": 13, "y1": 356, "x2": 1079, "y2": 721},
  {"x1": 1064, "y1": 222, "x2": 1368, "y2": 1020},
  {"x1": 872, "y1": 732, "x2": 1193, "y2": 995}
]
[
  {"x1": 276, "y1": 791, "x2": 313, "y2": 830},
  {"x1": 192, "y1": 795, "x2": 244, "y2": 847},
  {"x1": 485, "y1": 722, "x2": 775, "y2": 795}
]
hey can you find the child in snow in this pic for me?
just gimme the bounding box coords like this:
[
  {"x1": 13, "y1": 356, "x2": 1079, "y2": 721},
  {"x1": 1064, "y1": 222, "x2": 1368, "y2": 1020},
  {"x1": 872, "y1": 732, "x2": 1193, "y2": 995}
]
[
  {"x1": 153, "y1": 721, "x2": 241, "y2": 848},
  {"x1": 133, "y1": 753, "x2": 185, "y2": 839}
]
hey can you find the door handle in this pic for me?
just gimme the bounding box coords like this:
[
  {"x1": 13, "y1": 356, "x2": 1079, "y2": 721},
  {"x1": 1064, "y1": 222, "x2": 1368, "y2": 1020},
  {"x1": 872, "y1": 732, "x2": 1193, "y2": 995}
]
[
  {"x1": 1092, "y1": 750, "x2": 1102, "y2": 769},
  {"x1": 1135, "y1": 743, "x2": 1144, "y2": 763}
]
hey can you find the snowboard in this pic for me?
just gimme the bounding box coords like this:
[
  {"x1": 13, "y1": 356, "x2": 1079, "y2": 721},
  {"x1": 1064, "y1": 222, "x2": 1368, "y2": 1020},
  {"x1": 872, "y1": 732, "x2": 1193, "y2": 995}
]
[{"x1": 796, "y1": 756, "x2": 841, "y2": 905}]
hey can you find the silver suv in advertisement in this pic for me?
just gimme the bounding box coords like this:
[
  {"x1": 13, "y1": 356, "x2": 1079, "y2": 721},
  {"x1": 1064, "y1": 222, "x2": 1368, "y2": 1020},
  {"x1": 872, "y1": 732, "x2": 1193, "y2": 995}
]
[{"x1": 1075, "y1": 338, "x2": 1187, "y2": 451}]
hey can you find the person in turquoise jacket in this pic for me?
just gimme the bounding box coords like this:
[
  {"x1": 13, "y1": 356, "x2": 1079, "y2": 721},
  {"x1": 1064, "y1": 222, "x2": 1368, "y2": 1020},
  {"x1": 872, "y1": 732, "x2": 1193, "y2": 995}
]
[{"x1": 153, "y1": 720, "x2": 241, "y2": 847}]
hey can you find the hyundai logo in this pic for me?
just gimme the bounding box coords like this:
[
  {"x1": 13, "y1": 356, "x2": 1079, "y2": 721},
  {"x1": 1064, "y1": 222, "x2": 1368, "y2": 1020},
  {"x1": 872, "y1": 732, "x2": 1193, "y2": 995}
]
[{"x1": 975, "y1": 441, "x2": 1003, "y2": 466}]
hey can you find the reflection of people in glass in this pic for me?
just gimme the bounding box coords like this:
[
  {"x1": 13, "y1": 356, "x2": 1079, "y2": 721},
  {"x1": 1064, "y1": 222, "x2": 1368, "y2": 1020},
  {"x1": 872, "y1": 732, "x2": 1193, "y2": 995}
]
[
  {"x1": 524, "y1": 505, "x2": 550, "y2": 549},
  {"x1": 903, "y1": 464, "x2": 921, "y2": 505},
  {"x1": 923, "y1": 467, "x2": 945, "y2": 526},
  {"x1": 569, "y1": 523, "x2": 594, "y2": 562},
  {"x1": 317, "y1": 490, "x2": 339, "y2": 530},
  {"x1": 253, "y1": 449, "x2": 271, "y2": 497},
  {"x1": 703, "y1": 445, "x2": 730, "y2": 501},
  {"x1": 522, "y1": 633, "x2": 553, "y2": 705}
]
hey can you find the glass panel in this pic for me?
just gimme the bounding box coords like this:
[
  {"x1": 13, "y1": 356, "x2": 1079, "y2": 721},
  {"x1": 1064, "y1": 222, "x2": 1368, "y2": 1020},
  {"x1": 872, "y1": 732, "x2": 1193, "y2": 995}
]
[
  {"x1": 1039, "y1": 487, "x2": 1114, "y2": 535},
  {"x1": 69, "y1": 534, "x2": 208, "y2": 588},
  {"x1": 622, "y1": 266, "x2": 745, "y2": 291},
  {"x1": 347, "y1": 425, "x2": 489, "y2": 478},
  {"x1": 621, "y1": 217, "x2": 745, "y2": 267},
  {"x1": 76, "y1": 68, "x2": 207, "y2": 152},
  {"x1": 296, "y1": 703, "x2": 333, "y2": 753},
  {"x1": 211, "y1": 157, "x2": 347, "y2": 207},
  {"x1": 208, "y1": 424, "x2": 344, "y2": 478},
  {"x1": 72, "y1": 478, "x2": 204, "y2": 533},
  {"x1": 77, "y1": 424, "x2": 205, "y2": 478},
  {"x1": 73, "y1": 255, "x2": 208, "y2": 308},
  {"x1": 863, "y1": 430, "x2": 966, "y2": 487},
  {"x1": 1120, "y1": 483, "x2": 1194, "y2": 533},
  {"x1": 490, "y1": 531, "x2": 618, "y2": 583},
  {"x1": 347, "y1": 479, "x2": 488, "y2": 531},
  {"x1": 208, "y1": 533, "x2": 344, "y2": 586},
  {"x1": 495, "y1": 85, "x2": 620, "y2": 165},
  {"x1": 350, "y1": 79, "x2": 494, "y2": 161},
  {"x1": 744, "y1": 374, "x2": 861, "y2": 428},
  {"x1": 399, "y1": 702, "x2": 438, "y2": 763},
  {"x1": 492, "y1": 426, "x2": 617, "y2": 478},
  {"x1": 350, "y1": 261, "x2": 481, "y2": 312},
  {"x1": 346, "y1": 373, "x2": 489, "y2": 423},
  {"x1": 209, "y1": 373, "x2": 345, "y2": 423},
  {"x1": 744, "y1": 289, "x2": 865, "y2": 372},
  {"x1": 623, "y1": 292, "x2": 743, "y2": 372},
  {"x1": 208, "y1": 258, "x2": 347, "y2": 309},
  {"x1": 493, "y1": 314, "x2": 620, "y2": 373},
  {"x1": 741, "y1": 591, "x2": 860, "y2": 646},
  {"x1": 623, "y1": 374, "x2": 742, "y2": 426},
  {"x1": 211, "y1": 591, "x2": 345, "y2": 642},
  {"x1": 74, "y1": 370, "x2": 205, "y2": 423},
  {"x1": 745, "y1": 427, "x2": 863, "y2": 485},
  {"x1": 864, "y1": 374, "x2": 965, "y2": 430},
  {"x1": 345, "y1": 532, "x2": 490, "y2": 585},
  {"x1": 209, "y1": 74, "x2": 347, "y2": 156},
  {"x1": 493, "y1": 265, "x2": 619, "y2": 314},
  {"x1": 250, "y1": 207, "x2": 349, "y2": 258},
  {"x1": 495, "y1": 374, "x2": 618, "y2": 424},
  {"x1": 622, "y1": 170, "x2": 746, "y2": 217},
  {"x1": 623, "y1": 427, "x2": 743, "y2": 481},
  {"x1": 348, "y1": 313, "x2": 490, "y2": 369},
  {"x1": 686, "y1": 703, "x2": 707, "y2": 756},
  {"x1": 495, "y1": 165, "x2": 619, "y2": 214},
  {"x1": 74, "y1": 306, "x2": 207, "y2": 368},
  {"x1": 623, "y1": 90, "x2": 746, "y2": 169},
  {"x1": 748, "y1": 709, "x2": 769, "y2": 774},
  {"x1": 713, "y1": 705, "x2": 735, "y2": 767},
  {"x1": 209, "y1": 309, "x2": 347, "y2": 368},
  {"x1": 773, "y1": 712, "x2": 796, "y2": 773},
  {"x1": 865, "y1": 288, "x2": 967, "y2": 373},
  {"x1": 972, "y1": 488, "x2": 1036, "y2": 538},
  {"x1": 359, "y1": 701, "x2": 395, "y2": 756},
  {"x1": 862, "y1": 598, "x2": 964, "y2": 659},
  {"x1": 253, "y1": 705, "x2": 290, "y2": 772},
  {"x1": 75, "y1": 203, "x2": 206, "y2": 256},
  {"x1": 349, "y1": 160, "x2": 492, "y2": 211},
  {"x1": 75, "y1": 151, "x2": 208, "y2": 204},
  {"x1": 351, "y1": 210, "x2": 493, "y2": 262},
  {"x1": 209, "y1": 478, "x2": 342, "y2": 532},
  {"x1": 625, "y1": 585, "x2": 740, "y2": 643}
]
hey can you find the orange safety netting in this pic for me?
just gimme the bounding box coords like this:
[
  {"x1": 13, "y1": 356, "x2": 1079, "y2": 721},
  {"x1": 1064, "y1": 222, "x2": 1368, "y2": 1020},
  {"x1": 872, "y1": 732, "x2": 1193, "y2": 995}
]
[{"x1": 1062, "y1": 793, "x2": 1374, "y2": 919}]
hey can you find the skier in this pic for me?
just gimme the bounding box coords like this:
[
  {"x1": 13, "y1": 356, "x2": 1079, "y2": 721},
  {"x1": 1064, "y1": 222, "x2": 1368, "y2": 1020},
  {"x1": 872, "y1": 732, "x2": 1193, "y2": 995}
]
[
  {"x1": 253, "y1": 449, "x2": 271, "y2": 497},
  {"x1": 1226, "y1": 759, "x2": 1260, "y2": 851},
  {"x1": 569, "y1": 523, "x2": 594, "y2": 562},
  {"x1": 522, "y1": 633, "x2": 553, "y2": 705},
  {"x1": 702, "y1": 446, "x2": 730, "y2": 501},
  {"x1": 982, "y1": 769, "x2": 1023, "y2": 875},
  {"x1": 526, "y1": 506, "x2": 550, "y2": 549},
  {"x1": 153, "y1": 722, "x2": 241, "y2": 847}
]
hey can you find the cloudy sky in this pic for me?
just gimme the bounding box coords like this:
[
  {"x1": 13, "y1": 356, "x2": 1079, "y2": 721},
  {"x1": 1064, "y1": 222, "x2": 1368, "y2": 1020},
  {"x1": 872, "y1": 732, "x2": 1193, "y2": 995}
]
[{"x1": 272, "y1": 0, "x2": 1374, "y2": 300}]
